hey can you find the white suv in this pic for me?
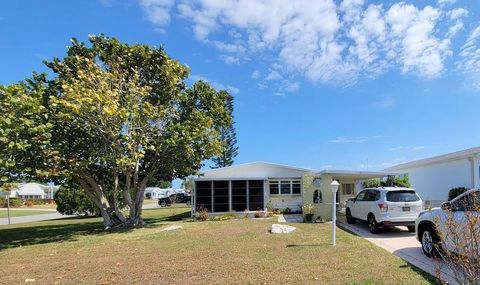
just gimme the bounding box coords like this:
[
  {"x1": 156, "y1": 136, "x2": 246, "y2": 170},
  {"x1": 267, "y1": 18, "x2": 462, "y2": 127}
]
[
  {"x1": 415, "y1": 189, "x2": 480, "y2": 258},
  {"x1": 346, "y1": 187, "x2": 423, "y2": 233}
]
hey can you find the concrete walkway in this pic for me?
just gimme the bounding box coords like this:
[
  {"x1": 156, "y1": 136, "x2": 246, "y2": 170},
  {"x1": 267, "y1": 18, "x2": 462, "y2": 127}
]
[
  {"x1": 277, "y1": 214, "x2": 303, "y2": 223},
  {"x1": 337, "y1": 216, "x2": 457, "y2": 284}
]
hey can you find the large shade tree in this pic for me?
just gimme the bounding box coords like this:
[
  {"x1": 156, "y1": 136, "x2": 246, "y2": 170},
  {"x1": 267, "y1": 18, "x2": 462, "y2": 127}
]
[{"x1": 0, "y1": 35, "x2": 232, "y2": 228}]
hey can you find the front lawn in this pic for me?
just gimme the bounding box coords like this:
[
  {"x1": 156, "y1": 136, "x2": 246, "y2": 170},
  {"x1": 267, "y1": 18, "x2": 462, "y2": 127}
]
[
  {"x1": 0, "y1": 208, "x2": 436, "y2": 284},
  {"x1": 0, "y1": 209, "x2": 54, "y2": 218}
]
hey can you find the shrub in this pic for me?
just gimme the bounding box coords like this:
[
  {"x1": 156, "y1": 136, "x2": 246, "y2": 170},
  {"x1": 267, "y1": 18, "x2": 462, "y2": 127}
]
[
  {"x1": 196, "y1": 206, "x2": 209, "y2": 221},
  {"x1": 7, "y1": 198, "x2": 23, "y2": 208},
  {"x1": 25, "y1": 200, "x2": 34, "y2": 207},
  {"x1": 363, "y1": 179, "x2": 381, "y2": 188},
  {"x1": 273, "y1": 208, "x2": 281, "y2": 215},
  {"x1": 266, "y1": 200, "x2": 274, "y2": 213},
  {"x1": 254, "y1": 211, "x2": 265, "y2": 218},
  {"x1": 302, "y1": 204, "x2": 314, "y2": 215},
  {"x1": 282, "y1": 207, "x2": 291, "y2": 214},
  {"x1": 54, "y1": 185, "x2": 99, "y2": 216},
  {"x1": 210, "y1": 213, "x2": 237, "y2": 221},
  {"x1": 0, "y1": 197, "x2": 4, "y2": 207},
  {"x1": 448, "y1": 187, "x2": 468, "y2": 201}
]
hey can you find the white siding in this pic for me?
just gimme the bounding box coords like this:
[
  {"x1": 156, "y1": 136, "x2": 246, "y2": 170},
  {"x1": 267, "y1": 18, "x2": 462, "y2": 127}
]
[
  {"x1": 201, "y1": 162, "x2": 311, "y2": 179},
  {"x1": 399, "y1": 158, "x2": 473, "y2": 205}
]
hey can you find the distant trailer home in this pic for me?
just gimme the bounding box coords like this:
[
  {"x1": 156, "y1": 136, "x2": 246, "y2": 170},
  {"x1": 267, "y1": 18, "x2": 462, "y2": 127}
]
[
  {"x1": 191, "y1": 162, "x2": 393, "y2": 220},
  {"x1": 385, "y1": 146, "x2": 480, "y2": 206}
]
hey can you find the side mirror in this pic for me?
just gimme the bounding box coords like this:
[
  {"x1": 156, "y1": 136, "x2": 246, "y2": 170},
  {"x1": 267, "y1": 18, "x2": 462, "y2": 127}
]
[
  {"x1": 441, "y1": 202, "x2": 451, "y2": 211},
  {"x1": 353, "y1": 198, "x2": 357, "y2": 203}
]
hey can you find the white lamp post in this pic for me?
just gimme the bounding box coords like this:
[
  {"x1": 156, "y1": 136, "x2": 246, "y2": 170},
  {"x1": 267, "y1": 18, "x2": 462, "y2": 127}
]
[{"x1": 331, "y1": 180, "x2": 340, "y2": 246}]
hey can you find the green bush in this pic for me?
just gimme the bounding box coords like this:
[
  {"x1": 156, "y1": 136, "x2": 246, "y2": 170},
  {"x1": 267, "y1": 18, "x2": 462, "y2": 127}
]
[
  {"x1": 54, "y1": 185, "x2": 99, "y2": 216},
  {"x1": 196, "y1": 206, "x2": 209, "y2": 221},
  {"x1": 210, "y1": 212, "x2": 237, "y2": 221},
  {"x1": 363, "y1": 176, "x2": 411, "y2": 188},
  {"x1": 363, "y1": 179, "x2": 382, "y2": 188},
  {"x1": 7, "y1": 198, "x2": 23, "y2": 208},
  {"x1": 282, "y1": 207, "x2": 291, "y2": 214},
  {"x1": 448, "y1": 187, "x2": 468, "y2": 201},
  {"x1": 0, "y1": 197, "x2": 4, "y2": 207}
]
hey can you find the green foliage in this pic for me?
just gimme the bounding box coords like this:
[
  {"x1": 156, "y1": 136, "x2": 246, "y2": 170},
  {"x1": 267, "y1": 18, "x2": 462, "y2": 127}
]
[
  {"x1": 448, "y1": 187, "x2": 468, "y2": 201},
  {"x1": 181, "y1": 180, "x2": 193, "y2": 192},
  {"x1": 0, "y1": 197, "x2": 4, "y2": 207},
  {"x1": 6, "y1": 198, "x2": 23, "y2": 208},
  {"x1": 282, "y1": 207, "x2": 291, "y2": 214},
  {"x1": 1, "y1": 34, "x2": 233, "y2": 228},
  {"x1": 302, "y1": 204, "x2": 314, "y2": 215},
  {"x1": 54, "y1": 184, "x2": 99, "y2": 216},
  {"x1": 363, "y1": 176, "x2": 411, "y2": 188},
  {"x1": 209, "y1": 212, "x2": 237, "y2": 221},
  {"x1": 363, "y1": 179, "x2": 382, "y2": 188},
  {"x1": 148, "y1": 178, "x2": 172, "y2": 188},
  {"x1": 211, "y1": 93, "x2": 238, "y2": 168}
]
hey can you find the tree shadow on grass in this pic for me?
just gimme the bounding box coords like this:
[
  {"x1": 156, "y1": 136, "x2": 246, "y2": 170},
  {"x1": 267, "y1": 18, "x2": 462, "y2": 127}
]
[{"x1": 0, "y1": 209, "x2": 191, "y2": 251}]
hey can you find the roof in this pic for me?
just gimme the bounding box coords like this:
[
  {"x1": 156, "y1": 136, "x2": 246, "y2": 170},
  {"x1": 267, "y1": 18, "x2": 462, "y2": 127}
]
[
  {"x1": 317, "y1": 170, "x2": 397, "y2": 180},
  {"x1": 385, "y1": 146, "x2": 480, "y2": 171},
  {"x1": 16, "y1": 183, "x2": 47, "y2": 196},
  {"x1": 200, "y1": 161, "x2": 316, "y2": 175}
]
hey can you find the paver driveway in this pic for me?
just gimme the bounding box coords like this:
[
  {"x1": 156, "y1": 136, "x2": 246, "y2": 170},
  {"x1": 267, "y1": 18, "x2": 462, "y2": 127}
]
[{"x1": 337, "y1": 215, "x2": 457, "y2": 284}]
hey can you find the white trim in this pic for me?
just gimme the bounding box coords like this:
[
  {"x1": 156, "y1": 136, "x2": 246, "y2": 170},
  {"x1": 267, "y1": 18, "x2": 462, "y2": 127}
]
[
  {"x1": 199, "y1": 161, "x2": 316, "y2": 175},
  {"x1": 385, "y1": 147, "x2": 480, "y2": 171}
]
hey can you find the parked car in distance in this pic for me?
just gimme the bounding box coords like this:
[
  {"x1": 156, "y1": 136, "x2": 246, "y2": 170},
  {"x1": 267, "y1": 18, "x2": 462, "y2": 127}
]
[
  {"x1": 346, "y1": 187, "x2": 423, "y2": 233},
  {"x1": 169, "y1": 193, "x2": 191, "y2": 205},
  {"x1": 158, "y1": 196, "x2": 172, "y2": 207},
  {"x1": 415, "y1": 188, "x2": 480, "y2": 258}
]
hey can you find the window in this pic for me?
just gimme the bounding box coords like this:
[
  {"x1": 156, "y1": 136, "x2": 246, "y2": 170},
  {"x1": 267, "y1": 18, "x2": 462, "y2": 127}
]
[
  {"x1": 195, "y1": 181, "x2": 212, "y2": 211},
  {"x1": 313, "y1": 189, "x2": 322, "y2": 203},
  {"x1": 355, "y1": 190, "x2": 366, "y2": 201},
  {"x1": 292, "y1": 181, "x2": 301, "y2": 194},
  {"x1": 364, "y1": 190, "x2": 380, "y2": 201},
  {"x1": 248, "y1": 180, "x2": 264, "y2": 211},
  {"x1": 269, "y1": 180, "x2": 302, "y2": 195},
  {"x1": 232, "y1": 180, "x2": 247, "y2": 211},
  {"x1": 386, "y1": 191, "x2": 420, "y2": 202},
  {"x1": 213, "y1": 181, "x2": 229, "y2": 212},
  {"x1": 342, "y1": 184, "x2": 354, "y2": 195},
  {"x1": 452, "y1": 191, "x2": 480, "y2": 211}
]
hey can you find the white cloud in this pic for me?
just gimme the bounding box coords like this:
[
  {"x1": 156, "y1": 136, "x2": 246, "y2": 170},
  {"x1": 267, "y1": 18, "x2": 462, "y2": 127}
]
[
  {"x1": 140, "y1": 0, "x2": 470, "y2": 86},
  {"x1": 328, "y1": 137, "x2": 369, "y2": 143},
  {"x1": 257, "y1": 82, "x2": 268, "y2": 90},
  {"x1": 251, "y1": 70, "x2": 260, "y2": 79},
  {"x1": 220, "y1": 54, "x2": 239, "y2": 64},
  {"x1": 457, "y1": 25, "x2": 480, "y2": 91},
  {"x1": 438, "y1": 0, "x2": 456, "y2": 6},
  {"x1": 389, "y1": 146, "x2": 426, "y2": 151},
  {"x1": 139, "y1": 0, "x2": 174, "y2": 28},
  {"x1": 284, "y1": 81, "x2": 300, "y2": 93}
]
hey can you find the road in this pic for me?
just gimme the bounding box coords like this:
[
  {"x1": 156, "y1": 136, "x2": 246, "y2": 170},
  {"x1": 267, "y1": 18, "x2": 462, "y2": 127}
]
[
  {"x1": 337, "y1": 216, "x2": 458, "y2": 284},
  {"x1": 0, "y1": 202, "x2": 167, "y2": 226}
]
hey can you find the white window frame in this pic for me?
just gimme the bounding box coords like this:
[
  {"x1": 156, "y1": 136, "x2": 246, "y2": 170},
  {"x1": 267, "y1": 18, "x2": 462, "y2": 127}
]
[
  {"x1": 342, "y1": 183, "x2": 354, "y2": 195},
  {"x1": 269, "y1": 179, "x2": 301, "y2": 196}
]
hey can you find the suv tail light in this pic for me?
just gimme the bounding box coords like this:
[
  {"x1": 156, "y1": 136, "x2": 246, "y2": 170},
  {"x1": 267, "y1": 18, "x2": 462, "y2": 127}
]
[{"x1": 378, "y1": 202, "x2": 388, "y2": 212}]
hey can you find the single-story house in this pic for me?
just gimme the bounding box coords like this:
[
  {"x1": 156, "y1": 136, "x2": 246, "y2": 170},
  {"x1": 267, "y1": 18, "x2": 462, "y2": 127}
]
[
  {"x1": 385, "y1": 146, "x2": 480, "y2": 206},
  {"x1": 2, "y1": 183, "x2": 59, "y2": 199},
  {"x1": 192, "y1": 162, "x2": 394, "y2": 220},
  {"x1": 144, "y1": 187, "x2": 185, "y2": 199}
]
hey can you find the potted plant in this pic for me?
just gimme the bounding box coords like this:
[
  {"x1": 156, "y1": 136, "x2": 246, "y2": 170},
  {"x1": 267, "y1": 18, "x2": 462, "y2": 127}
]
[{"x1": 302, "y1": 204, "x2": 314, "y2": 222}]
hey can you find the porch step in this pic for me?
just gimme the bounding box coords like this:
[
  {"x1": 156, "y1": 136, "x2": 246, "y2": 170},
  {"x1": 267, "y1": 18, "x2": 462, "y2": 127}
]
[{"x1": 278, "y1": 214, "x2": 303, "y2": 223}]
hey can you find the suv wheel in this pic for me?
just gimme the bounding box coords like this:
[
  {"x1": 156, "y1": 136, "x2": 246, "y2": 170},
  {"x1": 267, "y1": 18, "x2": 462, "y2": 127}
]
[
  {"x1": 160, "y1": 201, "x2": 167, "y2": 207},
  {"x1": 420, "y1": 226, "x2": 439, "y2": 258},
  {"x1": 368, "y1": 214, "x2": 379, "y2": 234},
  {"x1": 186, "y1": 200, "x2": 191, "y2": 206},
  {"x1": 346, "y1": 208, "x2": 356, "y2": 224}
]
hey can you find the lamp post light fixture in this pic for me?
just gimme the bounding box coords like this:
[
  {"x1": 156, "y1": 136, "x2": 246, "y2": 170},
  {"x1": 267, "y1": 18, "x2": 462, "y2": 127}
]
[{"x1": 330, "y1": 180, "x2": 340, "y2": 246}]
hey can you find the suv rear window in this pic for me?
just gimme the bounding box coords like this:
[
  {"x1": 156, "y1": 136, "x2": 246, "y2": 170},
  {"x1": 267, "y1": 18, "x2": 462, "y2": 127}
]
[{"x1": 386, "y1": 191, "x2": 420, "y2": 202}]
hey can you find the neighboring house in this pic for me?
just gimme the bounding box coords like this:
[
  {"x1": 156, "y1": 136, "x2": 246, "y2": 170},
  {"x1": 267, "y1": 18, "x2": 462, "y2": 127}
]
[
  {"x1": 385, "y1": 146, "x2": 480, "y2": 206},
  {"x1": 144, "y1": 187, "x2": 185, "y2": 199},
  {"x1": 2, "y1": 183, "x2": 59, "y2": 199},
  {"x1": 192, "y1": 162, "x2": 393, "y2": 220}
]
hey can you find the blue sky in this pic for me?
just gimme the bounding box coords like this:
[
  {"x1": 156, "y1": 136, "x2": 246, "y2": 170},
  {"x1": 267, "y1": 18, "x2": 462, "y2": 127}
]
[{"x1": 1, "y1": 0, "x2": 480, "y2": 184}]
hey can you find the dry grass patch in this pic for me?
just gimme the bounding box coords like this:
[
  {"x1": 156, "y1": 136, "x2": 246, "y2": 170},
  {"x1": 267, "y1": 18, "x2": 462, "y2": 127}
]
[{"x1": 0, "y1": 208, "x2": 436, "y2": 285}]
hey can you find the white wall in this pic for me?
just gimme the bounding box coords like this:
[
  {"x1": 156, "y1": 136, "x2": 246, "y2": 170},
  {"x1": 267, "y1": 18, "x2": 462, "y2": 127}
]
[
  {"x1": 399, "y1": 158, "x2": 473, "y2": 205},
  {"x1": 202, "y1": 163, "x2": 310, "y2": 179}
]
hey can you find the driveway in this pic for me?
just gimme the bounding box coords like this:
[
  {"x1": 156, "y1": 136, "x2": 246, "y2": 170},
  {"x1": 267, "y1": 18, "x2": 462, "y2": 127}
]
[
  {"x1": 337, "y1": 216, "x2": 457, "y2": 284},
  {"x1": 0, "y1": 212, "x2": 72, "y2": 225}
]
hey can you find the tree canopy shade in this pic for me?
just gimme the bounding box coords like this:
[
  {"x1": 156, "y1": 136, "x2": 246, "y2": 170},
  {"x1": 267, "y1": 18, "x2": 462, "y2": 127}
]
[{"x1": 0, "y1": 35, "x2": 232, "y2": 228}]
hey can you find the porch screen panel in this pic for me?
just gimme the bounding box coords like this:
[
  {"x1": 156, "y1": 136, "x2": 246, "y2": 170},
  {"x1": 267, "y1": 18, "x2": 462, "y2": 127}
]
[
  {"x1": 195, "y1": 181, "x2": 212, "y2": 211},
  {"x1": 231, "y1": 180, "x2": 247, "y2": 211},
  {"x1": 213, "y1": 181, "x2": 229, "y2": 212},
  {"x1": 248, "y1": 180, "x2": 264, "y2": 211}
]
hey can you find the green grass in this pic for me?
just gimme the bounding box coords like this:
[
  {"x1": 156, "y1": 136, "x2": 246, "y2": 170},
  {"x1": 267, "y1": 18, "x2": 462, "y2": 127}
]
[
  {"x1": 0, "y1": 208, "x2": 438, "y2": 284},
  {"x1": 0, "y1": 209, "x2": 54, "y2": 218}
]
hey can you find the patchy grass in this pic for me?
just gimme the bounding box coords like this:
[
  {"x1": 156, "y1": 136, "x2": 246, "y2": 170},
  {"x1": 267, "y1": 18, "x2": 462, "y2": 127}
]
[
  {"x1": 0, "y1": 209, "x2": 54, "y2": 218},
  {"x1": 0, "y1": 208, "x2": 437, "y2": 284}
]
